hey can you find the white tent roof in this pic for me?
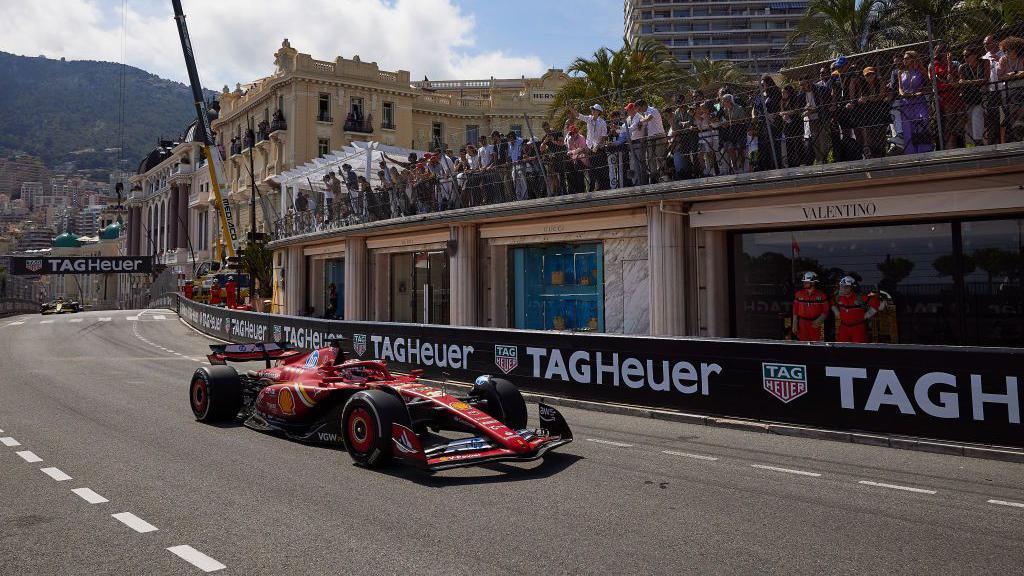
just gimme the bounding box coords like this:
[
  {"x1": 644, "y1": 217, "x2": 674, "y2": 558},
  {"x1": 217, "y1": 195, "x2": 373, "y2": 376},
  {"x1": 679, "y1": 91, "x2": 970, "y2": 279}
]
[{"x1": 279, "y1": 141, "x2": 426, "y2": 191}]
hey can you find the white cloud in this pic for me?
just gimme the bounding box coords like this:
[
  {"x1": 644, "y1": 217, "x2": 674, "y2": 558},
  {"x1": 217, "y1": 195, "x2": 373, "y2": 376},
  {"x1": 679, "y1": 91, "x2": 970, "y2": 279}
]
[{"x1": 0, "y1": 0, "x2": 547, "y2": 88}]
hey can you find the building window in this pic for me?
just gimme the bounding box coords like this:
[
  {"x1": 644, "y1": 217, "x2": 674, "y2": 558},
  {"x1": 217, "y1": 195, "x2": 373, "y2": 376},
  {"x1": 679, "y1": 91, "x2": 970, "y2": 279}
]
[
  {"x1": 431, "y1": 122, "x2": 443, "y2": 151},
  {"x1": 317, "y1": 93, "x2": 331, "y2": 122},
  {"x1": 511, "y1": 243, "x2": 604, "y2": 332},
  {"x1": 323, "y1": 259, "x2": 344, "y2": 319},
  {"x1": 318, "y1": 138, "x2": 330, "y2": 157},
  {"x1": 465, "y1": 125, "x2": 479, "y2": 145},
  {"x1": 961, "y1": 219, "x2": 1024, "y2": 346},
  {"x1": 732, "y1": 222, "x2": 969, "y2": 345},
  {"x1": 350, "y1": 97, "x2": 364, "y2": 120},
  {"x1": 390, "y1": 251, "x2": 450, "y2": 324},
  {"x1": 382, "y1": 101, "x2": 395, "y2": 129}
]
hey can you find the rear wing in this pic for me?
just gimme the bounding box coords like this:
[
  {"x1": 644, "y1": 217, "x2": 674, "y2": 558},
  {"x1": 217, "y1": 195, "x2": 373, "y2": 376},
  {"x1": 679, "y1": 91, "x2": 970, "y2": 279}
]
[{"x1": 207, "y1": 342, "x2": 302, "y2": 367}]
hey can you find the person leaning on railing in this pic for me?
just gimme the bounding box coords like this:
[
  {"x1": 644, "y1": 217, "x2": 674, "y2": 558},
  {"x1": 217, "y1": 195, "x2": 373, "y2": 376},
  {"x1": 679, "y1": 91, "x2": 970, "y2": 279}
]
[
  {"x1": 931, "y1": 43, "x2": 967, "y2": 150},
  {"x1": 898, "y1": 50, "x2": 935, "y2": 155},
  {"x1": 781, "y1": 84, "x2": 808, "y2": 167},
  {"x1": 853, "y1": 66, "x2": 891, "y2": 159},
  {"x1": 959, "y1": 45, "x2": 990, "y2": 146},
  {"x1": 997, "y1": 36, "x2": 1024, "y2": 141}
]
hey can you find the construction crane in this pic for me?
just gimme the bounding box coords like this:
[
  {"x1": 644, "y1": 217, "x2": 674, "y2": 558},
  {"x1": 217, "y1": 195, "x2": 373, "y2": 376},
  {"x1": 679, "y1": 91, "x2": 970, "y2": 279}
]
[{"x1": 170, "y1": 0, "x2": 238, "y2": 259}]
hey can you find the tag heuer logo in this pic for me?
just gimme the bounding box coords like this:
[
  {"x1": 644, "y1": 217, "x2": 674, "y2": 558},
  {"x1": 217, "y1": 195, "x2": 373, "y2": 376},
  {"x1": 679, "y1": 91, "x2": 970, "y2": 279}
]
[
  {"x1": 353, "y1": 334, "x2": 367, "y2": 357},
  {"x1": 26, "y1": 259, "x2": 43, "y2": 272},
  {"x1": 762, "y1": 363, "x2": 808, "y2": 403},
  {"x1": 494, "y1": 345, "x2": 518, "y2": 374}
]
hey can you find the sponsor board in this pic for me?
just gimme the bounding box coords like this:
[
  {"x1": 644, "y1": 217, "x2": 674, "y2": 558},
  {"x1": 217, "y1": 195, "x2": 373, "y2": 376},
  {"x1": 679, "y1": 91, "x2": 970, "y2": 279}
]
[
  {"x1": 10, "y1": 256, "x2": 153, "y2": 275},
  {"x1": 174, "y1": 297, "x2": 1024, "y2": 447}
]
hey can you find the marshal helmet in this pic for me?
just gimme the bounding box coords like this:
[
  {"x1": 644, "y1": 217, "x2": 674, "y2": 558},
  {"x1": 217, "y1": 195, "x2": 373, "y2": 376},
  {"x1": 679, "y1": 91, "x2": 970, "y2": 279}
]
[
  {"x1": 839, "y1": 276, "x2": 857, "y2": 287},
  {"x1": 801, "y1": 271, "x2": 819, "y2": 283}
]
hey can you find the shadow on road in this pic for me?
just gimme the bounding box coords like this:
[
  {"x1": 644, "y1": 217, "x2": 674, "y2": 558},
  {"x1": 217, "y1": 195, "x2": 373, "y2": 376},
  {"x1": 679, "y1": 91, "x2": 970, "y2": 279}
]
[{"x1": 372, "y1": 452, "x2": 584, "y2": 487}]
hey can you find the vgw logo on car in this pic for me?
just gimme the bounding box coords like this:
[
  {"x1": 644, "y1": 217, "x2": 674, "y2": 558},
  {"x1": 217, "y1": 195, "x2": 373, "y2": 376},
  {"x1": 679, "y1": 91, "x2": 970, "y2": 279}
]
[
  {"x1": 494, "y1": 345, "x2": 517, "y2": 374},
  {"x1": 762, "y1": 362, "x2": 808, "y2": 403},
  {"x1": 353, "y1": 334, "x2": 367, "y2": 357}
]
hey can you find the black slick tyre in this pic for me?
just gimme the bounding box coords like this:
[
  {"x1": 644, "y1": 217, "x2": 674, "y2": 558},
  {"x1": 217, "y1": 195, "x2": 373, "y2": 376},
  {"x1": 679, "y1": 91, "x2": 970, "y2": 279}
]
[
  {"x1": 190, "y1": 365, "x2": 242, "y2": 422},
  {"x1": 473, "y1": 377, "x2": 528, "y2": 430},
  {"x1": 341, "y1": 390, "x2": 409, "y2": 468}
]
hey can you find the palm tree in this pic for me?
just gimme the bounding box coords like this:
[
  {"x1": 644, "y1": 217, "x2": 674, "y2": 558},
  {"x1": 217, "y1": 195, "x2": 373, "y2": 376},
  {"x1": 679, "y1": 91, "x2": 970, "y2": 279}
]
[
  {"x1": 686, "y1": 58, "x2": 751, "y2": 93},
  {"x1": 550, "y1": 37, "x2": 683, "y2": 125},
  {"x1": 789, "y1": 0, "x2": 893, "y2": 64}
]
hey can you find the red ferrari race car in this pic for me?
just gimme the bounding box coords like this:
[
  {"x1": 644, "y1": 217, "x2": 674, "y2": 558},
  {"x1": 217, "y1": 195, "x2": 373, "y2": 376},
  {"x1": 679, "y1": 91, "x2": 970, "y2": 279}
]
[{"x1": 187, "y1": 341, "x2": 572, "y2": 472}]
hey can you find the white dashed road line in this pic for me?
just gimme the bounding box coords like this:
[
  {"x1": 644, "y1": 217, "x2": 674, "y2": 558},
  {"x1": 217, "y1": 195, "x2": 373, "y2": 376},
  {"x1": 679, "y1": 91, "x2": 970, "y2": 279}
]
[
  {"x1": 6, "y1": 321, "x2": 25, "y2": 326},
  {"x1": 112, "y1": 512, "x2": 159, "y2": 533},
  {"x1": 661, "y1": 450, "x2": 719, "y2": 461},
  {"x1": 751, "y1": 464, "x2": 822, "y2": 477},
  {"x1": 127, "y1": 316, "x2": 139, "y2": 321},
  {"x1": 41, "y1": 467, "x2": 72, "y2": 481},
  {"x1": 72, "y1": 488, "x2": 109, "y2": 504},
  {"x1": 858, "y1": 480, "x2": 937, "y2": 494},
  {"x1": 16, "y1": 450, "x2": 43, "y2": 463},
  {"x1": 1, "y1": 436, "x2": 22, "y2": 447},
  {"x1": 40, "y1": 319, "x2": 55, "y2": 324},
  {"x1": 988, "y1": 499, "x2": 1024, "y2": 509},
  {"x1": 152, "y1": 315, "x2": 167, "y2": 320},
  {"x1": 586, "y1": 438, "x2": 634, "y2": 448},
  {"x1": 69, "y1": 318, "x2": 83, "y2": 323},
  {"x1": 99, "y1": 317, "x2": 112, "y2": 322},
  {"x1": 167, "y1": 545, "x2": 226, "y2": 572}
]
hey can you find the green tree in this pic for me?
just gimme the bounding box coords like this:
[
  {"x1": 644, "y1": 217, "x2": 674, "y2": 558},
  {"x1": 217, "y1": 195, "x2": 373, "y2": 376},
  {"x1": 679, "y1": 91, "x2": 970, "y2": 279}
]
[
  {"x1": 789, "y1": 0, "x2": 893, "y2": 64},
  {"x1": 932, "y1": 253, "x2": 976, "y2": 277},
  {"x1": 877, "y1": 255, "x2": 915, "y2": 284},
  {"x1": 242, "y1": 240, "x2": 273, "y2": 298},
  {"x1": 550, "y1": 37, "x2": 683, "y2": 126},
  {"x1": 686, "y1": 58, "x2": 751, "y2": 94},
  {"x1": 973, "y1": 247, "x2": 1014, "y2": 285}
]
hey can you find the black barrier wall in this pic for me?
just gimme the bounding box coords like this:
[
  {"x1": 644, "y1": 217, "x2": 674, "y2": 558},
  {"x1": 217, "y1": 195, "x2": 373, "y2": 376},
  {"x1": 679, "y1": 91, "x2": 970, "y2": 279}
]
[{"x1": 171, "y1": 297, "x2": 1024, "y2": 448}]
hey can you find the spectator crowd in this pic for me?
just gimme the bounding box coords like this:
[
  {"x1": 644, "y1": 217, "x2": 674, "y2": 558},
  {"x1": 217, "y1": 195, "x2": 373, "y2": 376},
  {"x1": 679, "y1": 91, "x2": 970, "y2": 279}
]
[{"x1": 277, "y1": 33, "x2": 1024, "y2": 239}]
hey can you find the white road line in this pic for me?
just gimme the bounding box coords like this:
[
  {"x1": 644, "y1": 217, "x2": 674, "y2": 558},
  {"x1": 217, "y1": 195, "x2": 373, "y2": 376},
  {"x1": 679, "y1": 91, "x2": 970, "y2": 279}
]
[
  {"x1": 0, "y1": 437, "x2": 21, "y2": 447},
  {"x1": 988, "y1": 499, "x2": 1024, "y2": 509},
  {"x1": 68, "y1": 318, "x2": 83, "y2": 323},
  {"x1": 661, "y1": 450, "x2": 719, "y2": 461},
  {"x1": 127, "y1": 316, "x2": 139, "y2": 321},
  {"x1": 6, "y1": 321, "x2": 24, "y2": 326},
  {"x1": 40, "y1": 320, "x2": 55, "y2": 324},
  {"x1": 112, "y1": 512, "x2": 158, "y2": 533},
  {"x1": 99, "y1": 317, "x2": 112, "y2": 322},
  {"x1": 858, "y1": 480, "x2": 936, "y2": 494},
  {"x1": 167, "y1": 545, "x2": 226, "y2": 572},
  {"x1": 152, "y1": 315, "x2": 166, "y2": 320},
  {"x1": 751, "y1": 464, "x2": 822, "y2": 477},
  {"x1": 585, "y1": 438, "x2": 634, "y2": 447},
  {"x1": 41, "y1": 467, "x2": 72, "y2": 481},
  {"x1": 72, "y1": 487, "x2": 109, "y2": 504},
  {"x1": 16, "y1": 450, "x2": 43, "y2": 463}
]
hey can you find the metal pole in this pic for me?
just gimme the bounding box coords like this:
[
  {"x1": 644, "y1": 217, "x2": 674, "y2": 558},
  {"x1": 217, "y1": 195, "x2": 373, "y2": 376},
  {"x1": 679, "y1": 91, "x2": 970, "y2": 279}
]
[
  {"x1": 926, "y1": 16, "x2": 945, "y2": 150},
  {"x1": 247, "y1": 116, "x2": 258, "y2": 242},
  {"x1": 522, "y1": 113, "x2": 551, "y2": 197}
]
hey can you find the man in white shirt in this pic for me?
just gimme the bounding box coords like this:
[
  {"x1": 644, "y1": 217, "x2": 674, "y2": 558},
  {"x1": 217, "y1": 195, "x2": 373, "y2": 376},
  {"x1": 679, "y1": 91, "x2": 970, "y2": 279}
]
[
  {"x1": 638, "y1": 99, "x2": 666, "y2": 183},
  {"x1": 983, "y1": 34, "x2": 1005, "y2": 144},
  {"x1": 507, "y1": 131, "x2": 529, "y2": 201},
  {"x1": 624, "y1": 102, "x2": 648, "y2": 185},
  {"x1": 569, "y1": 103, "x2": 609, "y2": 191}
]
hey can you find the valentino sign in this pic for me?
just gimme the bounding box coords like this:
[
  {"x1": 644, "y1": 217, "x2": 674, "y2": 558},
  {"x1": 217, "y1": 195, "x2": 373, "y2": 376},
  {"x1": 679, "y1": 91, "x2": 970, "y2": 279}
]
[{"x1": 10, "y1": 256, "x2": 153, "y2": 275}]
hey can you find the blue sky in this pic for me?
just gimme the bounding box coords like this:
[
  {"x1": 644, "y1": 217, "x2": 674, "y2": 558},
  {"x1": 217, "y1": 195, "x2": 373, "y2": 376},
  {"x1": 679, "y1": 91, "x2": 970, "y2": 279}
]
[{"x1": 0, "y1": 0, "x2": 625, "y2": 86}]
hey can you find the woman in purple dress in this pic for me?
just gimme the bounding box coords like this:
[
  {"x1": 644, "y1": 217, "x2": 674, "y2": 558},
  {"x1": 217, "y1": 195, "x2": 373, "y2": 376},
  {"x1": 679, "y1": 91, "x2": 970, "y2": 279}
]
[{"x1": 898, "y1": 51, "x2": 935, "y2": 154}]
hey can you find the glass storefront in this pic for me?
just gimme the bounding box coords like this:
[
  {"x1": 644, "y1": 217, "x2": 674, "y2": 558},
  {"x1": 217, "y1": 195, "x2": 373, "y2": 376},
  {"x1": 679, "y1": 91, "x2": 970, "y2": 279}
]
[
  {"x1": 731, "y1": 218, "x2": 1024, "y2": 347},
  {"x1": 390, "y1": 251, "x2": 450, "y2": 324},
  {"x1": 511, "y1": 243, "x2": 604, "y2": 331},
  {"x1": 323, "y1": 258, "x2": 344, "y2": 319}
]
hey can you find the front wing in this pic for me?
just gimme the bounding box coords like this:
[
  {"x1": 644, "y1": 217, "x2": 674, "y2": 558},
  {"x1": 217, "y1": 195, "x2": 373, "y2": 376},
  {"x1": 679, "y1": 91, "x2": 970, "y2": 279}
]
[{"x1": 392, "y1": 403, "x2": 573, "y2": 472}]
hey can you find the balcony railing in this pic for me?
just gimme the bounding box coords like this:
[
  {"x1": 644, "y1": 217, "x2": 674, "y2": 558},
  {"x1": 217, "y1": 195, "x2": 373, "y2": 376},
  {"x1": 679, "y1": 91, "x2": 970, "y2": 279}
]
[
  {"x1": 230, "y1": 141, "x2": 242, "y2": 156},
  {"x1": 344, "y1": 119, "x2": 374, "y2": 134},
  {"x1": 317, "y1": 113, "x2": 333, "y2": 123},
  {"x1": 270, "y1": 118, "x2": 288, "y2": 132}
]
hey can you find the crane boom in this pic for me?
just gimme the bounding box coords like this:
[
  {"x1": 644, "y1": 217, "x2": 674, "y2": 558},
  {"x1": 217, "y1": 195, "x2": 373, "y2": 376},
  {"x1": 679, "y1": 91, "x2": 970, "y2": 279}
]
[{"x1": 171, "y1": 0, "x2": 237, "y2": 258}]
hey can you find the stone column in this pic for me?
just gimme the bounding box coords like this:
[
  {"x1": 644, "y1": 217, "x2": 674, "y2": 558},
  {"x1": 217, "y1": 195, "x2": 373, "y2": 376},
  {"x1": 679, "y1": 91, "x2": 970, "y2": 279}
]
[
  {"x1": 703, "y1": 229, "x2": 729, "y2": 337},
  {"x1": 177, "y1": 184, "x2": 189, "y2": 250},
  {"x1": 285, "y1": 245, "x2": 305, "y2": 315},
  {"x1": 344, "y1": 237, "x2": 368, "y2": 320},
  {"x1": 648, "y1": 202, "x2": 688, "y2": 336},
  {"x1": 373, "y1": 252, "x2": 389, "y2": 321},
  {"x1": 449, "y1": 224, "x2": 478, "y2": 326},
  {"x1": 168, "y1": 187, "x2": 180, "y2": 254},
  {"x1": 487, "y1": 243, "x2": 507, "y2": 327}
]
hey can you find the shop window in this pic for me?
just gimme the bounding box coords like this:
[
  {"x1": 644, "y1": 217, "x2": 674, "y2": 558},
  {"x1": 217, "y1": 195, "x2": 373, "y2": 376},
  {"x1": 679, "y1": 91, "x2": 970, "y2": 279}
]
[
  {"x1": 511, "y1": 243, "x2": 604, "y2": 332},
  {"x1": 323, "y1": 258, "x2": 344, "y2": 319},
  {"x1": 732, "y1": 223, "x2": 957, "y2": 344},
  {"x1": 961, "y1": 219, "x2": 1024, "y2": 346},
  {"x1": 390, "y1": 251, "x2": 449, "y2": 324}
]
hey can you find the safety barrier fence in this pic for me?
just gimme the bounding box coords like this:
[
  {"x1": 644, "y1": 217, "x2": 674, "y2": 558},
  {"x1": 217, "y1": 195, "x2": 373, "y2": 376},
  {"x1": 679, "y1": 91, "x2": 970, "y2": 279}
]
[
  {"x1": 0, "y1": 298, "x2": 40, "y2": 318},
  {"x1": 166, "y1": 294, "x2": 1024, "y2": 448}
]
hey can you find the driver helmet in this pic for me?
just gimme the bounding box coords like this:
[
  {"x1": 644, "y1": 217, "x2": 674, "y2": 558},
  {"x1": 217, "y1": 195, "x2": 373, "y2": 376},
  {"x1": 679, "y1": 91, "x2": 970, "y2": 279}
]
[
  {"x1": 839, "y1": 276, "x2": 857, "y2": 287},
  {"x1": 474, "y1": 375, "x2": 493, "y2": 387},
  {"x1": 801, "y1": 271, "x2": 819, "y2": 283}
]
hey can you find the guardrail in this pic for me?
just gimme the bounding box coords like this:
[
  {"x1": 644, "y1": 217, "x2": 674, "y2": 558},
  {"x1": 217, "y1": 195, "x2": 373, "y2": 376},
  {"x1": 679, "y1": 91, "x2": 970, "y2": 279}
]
[
  {"x1": 171, "y1": 294, "x2": 1024, "y2": 448},
  {"x1": 0, "y1": 298, "x2": 41, "y2": 318}
]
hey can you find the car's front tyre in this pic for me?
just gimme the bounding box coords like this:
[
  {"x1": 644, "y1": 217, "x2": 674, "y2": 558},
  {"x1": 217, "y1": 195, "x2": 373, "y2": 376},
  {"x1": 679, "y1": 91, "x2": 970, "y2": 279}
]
[
  {"x1": 341, "y1": 390, "x2": 409, "y2": 468},
  {"x1": 190, "y1": 366, "x2": 242, "y2": 422}
]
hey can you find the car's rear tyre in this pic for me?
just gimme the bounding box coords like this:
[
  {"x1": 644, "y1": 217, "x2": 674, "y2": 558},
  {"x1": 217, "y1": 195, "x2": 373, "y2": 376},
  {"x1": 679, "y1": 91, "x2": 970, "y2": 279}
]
[
  {"x1": 472, "y1": 377, "x2": 528, "y2": 430},
  {"x1": 190, "y1": 366, "x2": 242, "y2": 422},
  {"x1": 341, "y1": 390, "x2": 409, "y2": 468}
]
